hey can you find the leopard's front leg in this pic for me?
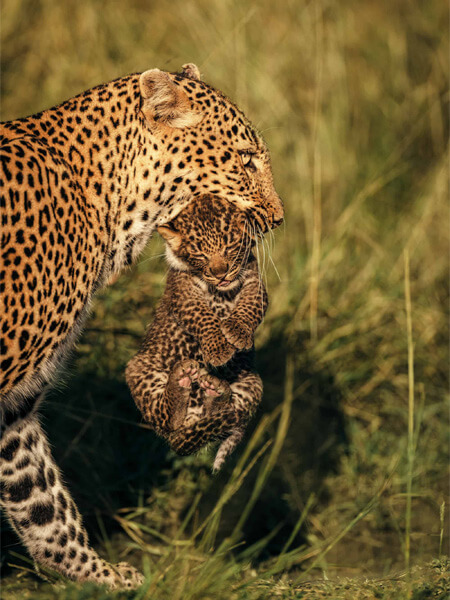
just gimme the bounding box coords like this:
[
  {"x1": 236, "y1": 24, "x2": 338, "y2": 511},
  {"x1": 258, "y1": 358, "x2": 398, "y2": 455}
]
[
  {"x1": 222, "y1": 267, "x2": 268, "y2": 351},
  {"x1": 169, "y1": 271, "x2": 236, "y2": 366},
  {"x1": 0, "y1": 411, "x2": 143, "y2": 589}
]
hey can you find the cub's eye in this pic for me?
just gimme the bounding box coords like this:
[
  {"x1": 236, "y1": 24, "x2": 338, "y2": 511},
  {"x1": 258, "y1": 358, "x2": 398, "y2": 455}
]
[{"x1": 240, "y1": 151, "x2": 256, "y2": 171}]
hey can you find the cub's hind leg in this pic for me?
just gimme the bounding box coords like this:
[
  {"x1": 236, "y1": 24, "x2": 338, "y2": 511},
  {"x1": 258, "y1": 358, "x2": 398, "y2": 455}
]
[
  {"x1": 0, "y1": 403, "x2": 143, "y2": 589},
  {"x1": 212, "y1": 370, "x2": 263, "y2": 472},
  {"x1": 126, "y1": 350, "x2": 204, "y2": 434}
]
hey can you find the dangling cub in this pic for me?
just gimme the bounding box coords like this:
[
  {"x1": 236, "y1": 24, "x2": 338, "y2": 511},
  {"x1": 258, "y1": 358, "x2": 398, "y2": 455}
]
[{"x1": 126, "y1": 195, "x2": 268, "y2": 471}]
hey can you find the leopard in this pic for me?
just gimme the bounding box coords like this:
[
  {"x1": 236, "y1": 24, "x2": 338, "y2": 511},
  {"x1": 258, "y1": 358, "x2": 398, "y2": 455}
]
[
  {"x1": 125, "y1": 195, "x2": 268, "y2": 473},
  {"x1": 0, "y1": 62, "x2": 283, "y2": 588}
]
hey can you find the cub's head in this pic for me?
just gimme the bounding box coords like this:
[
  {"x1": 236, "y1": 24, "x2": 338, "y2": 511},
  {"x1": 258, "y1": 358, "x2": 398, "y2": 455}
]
[
  {"x1": 158, "y1": 195, "x2": 255, "y2": 292},
  {"x1": 138, "y1": 63, "x2": 283, "y2": 233}
]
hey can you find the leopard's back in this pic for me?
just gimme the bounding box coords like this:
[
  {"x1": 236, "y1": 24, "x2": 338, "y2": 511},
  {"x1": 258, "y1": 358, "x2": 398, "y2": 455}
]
[{"x1": 0, "y1": 129, "x2": 107, "y2": 407}]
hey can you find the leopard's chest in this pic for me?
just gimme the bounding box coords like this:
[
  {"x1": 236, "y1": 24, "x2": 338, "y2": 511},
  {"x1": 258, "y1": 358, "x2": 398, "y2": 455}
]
[{"x1": 205, "y1": 293, "x2": 237, "y2": 320}]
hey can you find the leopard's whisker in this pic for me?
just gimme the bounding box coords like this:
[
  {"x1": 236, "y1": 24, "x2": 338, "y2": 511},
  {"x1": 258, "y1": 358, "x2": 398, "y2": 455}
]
[
  {"x1": 261, "y1": 217, "x2": 281, "y2": 283},
  {"x1": 139, "y1": 252, "x2": 167, "y2": 265},
  {"x1": 252, "y1": 222, "x2": 265, "y2": 303},
  {"x1": 257, "y1": 224, "x2": 269, "y2": 300},
  {"x1": 264, "y1": 230, "x2": 281, "y2": 283},
  {"x1": 227, "y1": 218, "x2": 249, "y2": 275}
]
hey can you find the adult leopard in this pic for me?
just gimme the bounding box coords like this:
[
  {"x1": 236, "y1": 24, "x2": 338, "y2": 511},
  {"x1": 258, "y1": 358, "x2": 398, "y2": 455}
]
[{"x1": 0, "y1": 63, "x2": 283, "y2": 588}]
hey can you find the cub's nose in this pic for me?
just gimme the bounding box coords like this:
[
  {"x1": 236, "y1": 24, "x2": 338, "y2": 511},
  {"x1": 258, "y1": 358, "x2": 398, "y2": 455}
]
[{"x1": 209, "y1": 255, "x2": 229, "y2": 278}]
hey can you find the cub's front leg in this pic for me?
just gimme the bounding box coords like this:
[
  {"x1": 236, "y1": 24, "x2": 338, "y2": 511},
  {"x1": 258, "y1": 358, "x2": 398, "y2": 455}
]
[
  {"x1": 222, "y1": 266, "x2": 268, "y2": 351},
  {"x1": 169, "y1": 271, "x2": 235, "y2": 366}
]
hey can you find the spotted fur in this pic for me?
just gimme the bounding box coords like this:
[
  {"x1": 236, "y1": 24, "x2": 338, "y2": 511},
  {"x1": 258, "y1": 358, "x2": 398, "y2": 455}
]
[
  {"x1": 126, "y1": 196, "x2": 268, "y2": 472},
  {"x1": 0, "y1": 63, "x2": 282, "y2": 587}
]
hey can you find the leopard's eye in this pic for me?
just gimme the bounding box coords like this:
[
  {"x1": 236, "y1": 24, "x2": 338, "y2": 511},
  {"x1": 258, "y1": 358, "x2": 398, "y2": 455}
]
[{"x1": 240, "y1": 151, "x2": 256, "y2": 170}]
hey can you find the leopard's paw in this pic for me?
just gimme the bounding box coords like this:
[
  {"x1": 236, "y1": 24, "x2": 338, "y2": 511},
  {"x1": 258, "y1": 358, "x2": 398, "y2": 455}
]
[
  {"x1": 171, "y1": 359, "x2": 204, "y2": 388},
  {"x1": 87, "y1": 560, "x2": 143, "y2": 589},
  {"x1": 222, "y1": 316, "x2": 254, "y2": 350},
  {"x1": 111, "y1": 562, "x2": 144, "y2": 590},
  {"x1": 199, "y1": 373, "x2": 231, "y2": 400},
  {"x1": 201, "y1": 335, "x2": 235, "y2": 367}
]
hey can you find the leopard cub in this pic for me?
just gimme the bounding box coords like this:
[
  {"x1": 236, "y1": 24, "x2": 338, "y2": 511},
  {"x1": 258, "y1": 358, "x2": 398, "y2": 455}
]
[{"x1": 126, "y1": 195, "x2": 268, "y2": 471}]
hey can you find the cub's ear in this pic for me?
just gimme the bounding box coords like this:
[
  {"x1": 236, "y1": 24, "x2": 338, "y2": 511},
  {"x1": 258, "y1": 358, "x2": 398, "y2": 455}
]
[
  {"x1": 139, "y1": 68, "x2": 203, "y2": 128},
  {"x1": 157, "y1": 224, "x2": 182, "y2": 251},
  {"x1": 181, "y1": 63, "x2": 201, "y2": 81}
]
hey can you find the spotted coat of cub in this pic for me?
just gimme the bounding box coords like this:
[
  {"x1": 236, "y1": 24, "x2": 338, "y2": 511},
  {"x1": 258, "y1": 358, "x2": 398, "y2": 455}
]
[
  {"x1": 126, "y1": 196, "x2": 267, "y2": 473},
  {"x1": 0, "y1": 63, "x2": 283, "y2": 589}
]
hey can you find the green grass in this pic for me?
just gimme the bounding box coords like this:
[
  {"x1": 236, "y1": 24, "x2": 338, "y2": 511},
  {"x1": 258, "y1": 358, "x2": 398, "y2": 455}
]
[{"x1": 1, "y1": 0, "x2": 449, "y2": 598}]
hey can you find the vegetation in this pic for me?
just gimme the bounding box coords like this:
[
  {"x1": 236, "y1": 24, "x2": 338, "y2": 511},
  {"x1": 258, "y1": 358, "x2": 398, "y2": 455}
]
[{"x1": 1, "y1": 0, "x2": 448, "y2": 598}]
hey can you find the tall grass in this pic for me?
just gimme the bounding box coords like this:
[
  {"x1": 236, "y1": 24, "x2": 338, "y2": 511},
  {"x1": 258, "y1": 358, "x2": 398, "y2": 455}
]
[
  {"x1": 1, "y1": 0, "x2": 449, "y2": 597},
  {"x1": 403, "y1": 250, "x2": 414, "y2": 574}
]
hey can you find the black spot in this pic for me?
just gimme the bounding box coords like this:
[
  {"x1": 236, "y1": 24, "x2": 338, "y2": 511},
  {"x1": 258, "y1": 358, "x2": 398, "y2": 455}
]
[
  {"x1": 29, "y1": 502, "x2": 55, "y2": 525},
  {"x1": 57, "y1": 491, "x2": 67, "y2": 509},
  {"x1": 0, "y1": 357, "x2": 13, "y2": 373},
  {"x1": 36, "y1": 469, "x2": 47, "y2": 492},
  {"x1": 80, "y1": 552, "x2": 88, "y2": 564},
  {"x1": 54, "y1": 551, "x2": 64, "y2": 564},
  {"x1": 16, "y1": 456, "x2": 31, "y2": 470},
  {"x1": 18, "y1": 330, "x2": 29, "y2": 351},
  {"x1": 0, "y1": 436, "x2": 20, "y2": 461},
  {"x1": 7, "y1": 474, "x2": 34, "y2": 502},
  {"x1": 47, "y1": 468, "x2": 56, "y2": 486},
  {"x1": 58, "y1": 533, "x2": 68, "y2": 547}
]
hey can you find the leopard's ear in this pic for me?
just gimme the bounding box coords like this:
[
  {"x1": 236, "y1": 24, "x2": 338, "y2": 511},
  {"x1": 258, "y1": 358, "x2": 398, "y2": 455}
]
[
  {"x1": 157, "y1": 224, "x2": 182, "y2": 251},
  {"x1": 181, "y1": 63, "x2": 201, "y2": 81},
  {"x1": 140, "y1": 68, "x2": 203, "y2": 128}
]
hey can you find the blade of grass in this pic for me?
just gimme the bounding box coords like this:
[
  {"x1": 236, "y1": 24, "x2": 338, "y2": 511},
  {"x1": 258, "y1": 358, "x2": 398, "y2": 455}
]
[{"x1": 404, "y1": 249, "x2": 415, "y2": 575}]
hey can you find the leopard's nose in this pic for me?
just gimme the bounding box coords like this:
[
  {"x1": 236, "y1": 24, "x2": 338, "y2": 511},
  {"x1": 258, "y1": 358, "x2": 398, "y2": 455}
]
[{"x1": 209, "y1": 255, "x2": 229, "y2": 278}]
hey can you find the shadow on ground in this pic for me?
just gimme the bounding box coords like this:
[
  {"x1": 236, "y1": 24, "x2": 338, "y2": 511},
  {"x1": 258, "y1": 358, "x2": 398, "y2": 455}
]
[
  {"x1": 198, "y1": 324, "x2": 349, "y2": 558},
  {"x1": 1, "y1": 324, "x2": 349, "y2": 571}
]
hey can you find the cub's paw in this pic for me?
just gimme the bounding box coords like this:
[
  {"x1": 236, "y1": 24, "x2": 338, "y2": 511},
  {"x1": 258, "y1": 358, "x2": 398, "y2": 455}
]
[
  {"x1": 201, "y1": 335, "x2": 235, "y2": 367},
  {"x1": 199, "y1": 374, "x2": 231, "y2": 400},
  {"x1": 171, "y1": 360, "x2": 204, "y2": 388},
  {"x1": 222, "y1": 316, "x2": 254, "y2": 350}
]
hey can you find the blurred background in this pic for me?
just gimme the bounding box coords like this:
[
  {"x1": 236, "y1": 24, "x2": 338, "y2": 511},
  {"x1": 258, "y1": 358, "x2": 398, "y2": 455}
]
[{"x1": 1, "y1": 0, "x2": 448, "y2": 597}]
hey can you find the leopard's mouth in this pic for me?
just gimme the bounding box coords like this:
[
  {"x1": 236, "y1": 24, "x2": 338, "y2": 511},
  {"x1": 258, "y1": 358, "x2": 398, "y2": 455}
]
[
  {"x1": 217, "y1": 280, "x2": 233, "y2": 289},
  {"x1": 206, "y1": 275, "x2": 240, "y2": 291}
]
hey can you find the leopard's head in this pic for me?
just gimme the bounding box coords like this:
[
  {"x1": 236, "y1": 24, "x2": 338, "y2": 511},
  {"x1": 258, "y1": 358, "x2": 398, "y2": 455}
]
[
  {"x1": 158, "y1": 195, "x2": 255, "y2": 292},
  {"x1": 138, "y1": 64, "x2": 283, "y2": 233}
]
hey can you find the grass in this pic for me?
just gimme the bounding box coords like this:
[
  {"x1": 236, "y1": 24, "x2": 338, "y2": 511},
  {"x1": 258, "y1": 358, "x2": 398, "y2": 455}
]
[{"x1": 1, "y1": 0, "x2": 449, "y2": 598}]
